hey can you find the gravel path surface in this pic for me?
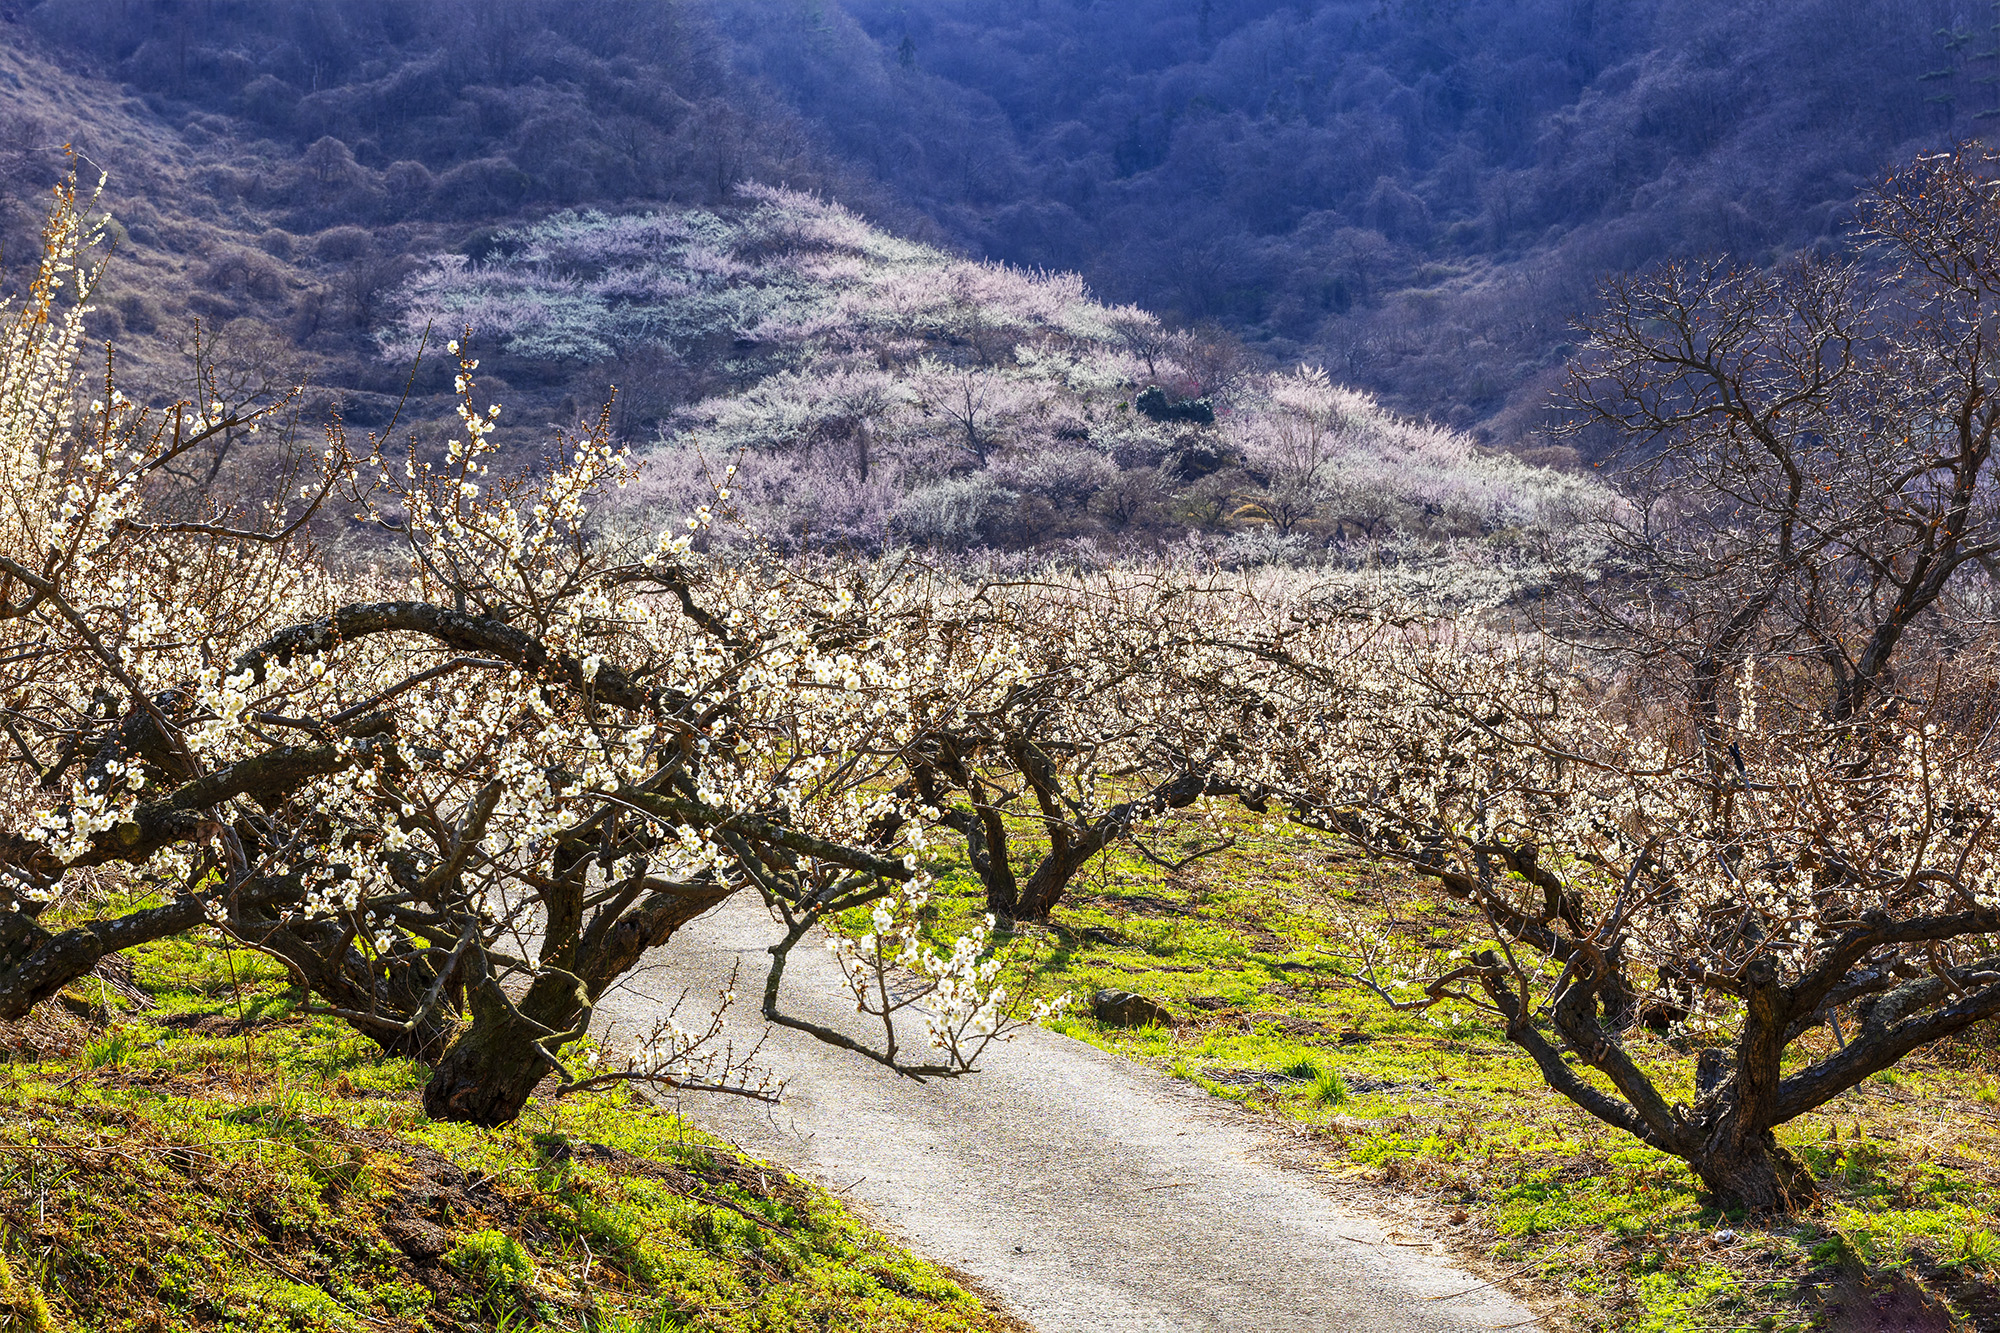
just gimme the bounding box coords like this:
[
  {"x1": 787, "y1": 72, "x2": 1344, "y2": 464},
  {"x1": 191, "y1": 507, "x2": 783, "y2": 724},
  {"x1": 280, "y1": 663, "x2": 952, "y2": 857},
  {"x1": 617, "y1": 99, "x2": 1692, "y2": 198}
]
[{"x1": 592, "y1": 895, "x2": 1542, "y2": 1333}]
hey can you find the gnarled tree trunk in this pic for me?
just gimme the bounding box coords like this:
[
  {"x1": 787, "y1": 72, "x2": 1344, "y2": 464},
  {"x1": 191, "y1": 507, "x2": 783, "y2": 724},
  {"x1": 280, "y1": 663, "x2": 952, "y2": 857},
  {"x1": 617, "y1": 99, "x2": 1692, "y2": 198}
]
[
  {"x1": 923, "y1": 757, "x2": 1235, "y2": 922},
  {"x1": 421, "y1": 877, "x2": 735, "y2": 1125},
  {"x1": 1690, "y1": 1132, "x2": 1818, "y2": 1214},
  {"x1": 423, "y1": 972, "x2": 582, "y2": 1126}
]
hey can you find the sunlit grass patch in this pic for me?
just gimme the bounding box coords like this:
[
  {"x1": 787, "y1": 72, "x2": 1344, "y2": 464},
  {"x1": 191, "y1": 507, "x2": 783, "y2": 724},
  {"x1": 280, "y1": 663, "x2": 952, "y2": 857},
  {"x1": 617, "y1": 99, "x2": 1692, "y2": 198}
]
[
  {"x1": 5, "y1": 929, "x2": 1025, "y2": 1333},
  {"x1": 874, "y1": 799, "x2": 2000, "y2": 1332}
]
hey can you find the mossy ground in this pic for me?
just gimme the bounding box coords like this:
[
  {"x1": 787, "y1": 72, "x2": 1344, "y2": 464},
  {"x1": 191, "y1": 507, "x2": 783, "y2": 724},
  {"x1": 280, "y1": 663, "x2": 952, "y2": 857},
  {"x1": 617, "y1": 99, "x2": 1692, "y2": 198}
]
[
  {"x1": 3, "y1": 933, "x2": 1024, "y2": 1333},
  {"x1": 869, "y1": 807, "x2": 2000, "y2": 1333}
]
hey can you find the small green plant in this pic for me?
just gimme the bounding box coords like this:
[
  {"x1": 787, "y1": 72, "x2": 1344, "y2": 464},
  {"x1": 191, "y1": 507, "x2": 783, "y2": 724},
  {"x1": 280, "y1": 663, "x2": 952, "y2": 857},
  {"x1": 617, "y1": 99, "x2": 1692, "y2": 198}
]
[
  {"x1": 1308, "y1": 1067, "x2": 1349, "y2": 1108},
  {"x1": 84, "y1": 1029, "x2": 132, "y2": 1069},
  {"x1": 1277, "y1": 1052, "x2": 1323, "y2": 1080},
  {"x1": 1270, "y1": 1051, "x2": 1347, "y2": 1105},
  {"x1": 0, "y1": 1253, "x2": 56, "y2": 1333},
  {"x1": 450, "y1": 1228, "x2": 533, "y2": 1315},
  {"x1": 374, "y1": 1279, "x2": 434, "y2": 1317},
  {"x1": 1948, "y1": 1226, "x2": 2000, "y2": 1270},
  {"x1": 567, "y1": 1194, "x2": 659, "y2": 1283}
]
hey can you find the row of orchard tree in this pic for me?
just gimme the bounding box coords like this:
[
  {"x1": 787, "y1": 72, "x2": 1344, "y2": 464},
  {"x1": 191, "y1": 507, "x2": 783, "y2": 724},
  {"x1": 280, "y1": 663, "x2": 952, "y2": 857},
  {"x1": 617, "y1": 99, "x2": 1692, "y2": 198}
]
[{"x1": 5, "y1": 151, "x2": 2000, "y2": 1214}]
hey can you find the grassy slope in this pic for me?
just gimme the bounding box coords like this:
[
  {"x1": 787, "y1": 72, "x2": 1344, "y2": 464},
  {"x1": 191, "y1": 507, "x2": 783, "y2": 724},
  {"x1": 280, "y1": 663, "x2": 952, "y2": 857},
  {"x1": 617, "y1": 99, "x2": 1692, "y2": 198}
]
[
  {"x1": 869, "y1": 808, "x2": 2000, "y2": 1333},
  {"x1": 3, "y1": 935, "x2": 1023, "y2": 1333},
  {"x1": 19, "y1": 822, "x2": 2000, "y2": 1333}
]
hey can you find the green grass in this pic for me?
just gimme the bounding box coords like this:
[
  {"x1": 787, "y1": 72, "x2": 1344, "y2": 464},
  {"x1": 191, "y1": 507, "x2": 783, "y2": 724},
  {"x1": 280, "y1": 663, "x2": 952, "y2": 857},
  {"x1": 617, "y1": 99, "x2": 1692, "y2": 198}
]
[
  {"x1": 1306, "y1": 1066, "x2": 1348, "y2": 1108},
  {"x1": 0, "y1": 930, "x2": 1024, "y2": 1333},
  {"x1": 875, "y1": 802, "x2": 2000, "y2": 1333},
  {"x1": 31, "y1": 814, "x2": 2000, "y2": 1333}
]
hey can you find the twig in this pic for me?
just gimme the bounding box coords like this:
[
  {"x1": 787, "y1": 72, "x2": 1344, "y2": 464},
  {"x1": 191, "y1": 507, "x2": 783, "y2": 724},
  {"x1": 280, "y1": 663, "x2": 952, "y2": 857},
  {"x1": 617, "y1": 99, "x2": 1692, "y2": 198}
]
[
  {"x1": 692, "y1": 1190, "x2": 795, "y2": 1238},
  {"x1": 1425, "y1": 1256, "x2": 1551, "y2": 1300}
]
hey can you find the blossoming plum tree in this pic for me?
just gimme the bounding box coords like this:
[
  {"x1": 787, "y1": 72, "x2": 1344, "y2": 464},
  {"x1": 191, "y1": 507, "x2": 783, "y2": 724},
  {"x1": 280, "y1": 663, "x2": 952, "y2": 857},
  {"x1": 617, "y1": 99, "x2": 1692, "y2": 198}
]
[
  {"x1": 0, "y1": 174, "x2": 1039, "y2": 1125},
  {"x1": 18, "y1": 150, "x2": 2000, "y2": 1211},
  {"x1": 1209, "y1": 148, "x2": 2000, "y2": 1214},
  {"x1": 1226, "y1": 618, "x2": 2000, "y2": 1214},
  {"x1": 880, "y1": 569, "x2": 1264, "y2": 922}
]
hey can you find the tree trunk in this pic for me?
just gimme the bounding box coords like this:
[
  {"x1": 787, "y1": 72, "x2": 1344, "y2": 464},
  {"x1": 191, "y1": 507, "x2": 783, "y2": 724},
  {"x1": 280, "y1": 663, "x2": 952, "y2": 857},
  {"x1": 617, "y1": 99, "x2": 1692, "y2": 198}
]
[
  {"x1": 423, "y1": 974, "x2": 580, "y2": 1125},
  {"x1": 242, "y1": 913, "x2": 456, "y2": 1062},
  {"x1": 1689, "y1": 1132, "x2": 1818, "y2": 1215},
  {"x1": 1014, "y1": 844, "x2": 1092, "y2": 921},
  {"x1": 1011, "y1": 771, "x2": 1221, "y2": 922},
  {"x1": 936, "y1": 803, "x2": 1017, "y2": 919},
  {"x1": 423, "y1": 875, "x2": 733, "y2": 1125},
  {"x1": 984, "y1": 872, "x2": 1020, "y2": 919}
]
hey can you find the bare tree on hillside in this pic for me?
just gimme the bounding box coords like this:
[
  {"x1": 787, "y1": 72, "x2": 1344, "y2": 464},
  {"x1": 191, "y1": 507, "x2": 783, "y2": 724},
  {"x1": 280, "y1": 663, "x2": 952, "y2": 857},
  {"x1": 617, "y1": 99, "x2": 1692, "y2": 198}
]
[
  {"x1": 1562, "y1": 146, "x2": 2000, "y2": 751},
  {"x1": 1235, "y1": 365, "x2": 1345, "y2": 535}
]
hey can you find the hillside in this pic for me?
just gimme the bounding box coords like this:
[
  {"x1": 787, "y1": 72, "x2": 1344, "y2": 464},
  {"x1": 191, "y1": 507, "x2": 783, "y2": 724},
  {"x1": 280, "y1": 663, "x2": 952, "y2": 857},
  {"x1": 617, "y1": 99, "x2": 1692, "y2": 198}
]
[
  {"x1": 715, "y1": 0, "x2": 1991, "y2": 445},
  {"x1": 383, "y1": 190, "x2": 1606, "y2": 577},
  {"x1": 0, "y1": 4, "x2": 1604, "y2": 575},
  {"x1": 11, "y1": 0, "x2": 1991, "y2": 455},
  {"x1": 0, "y1": 0, "x2": 879, "y2": 433}
]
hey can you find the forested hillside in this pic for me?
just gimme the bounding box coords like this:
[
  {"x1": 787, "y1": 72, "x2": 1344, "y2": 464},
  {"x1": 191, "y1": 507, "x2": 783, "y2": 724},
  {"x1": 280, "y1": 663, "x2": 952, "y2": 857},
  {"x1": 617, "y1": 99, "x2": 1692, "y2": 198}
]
[
  {"x1": 716, "y1": 0, "x2": 1996, "y2": 443},
  {"x1": 0, "y1": 0, "x2": 883, "y2": 432},
  {"x1": 12, "y1": 0, "x2": 1991, "y2": 456},
  {"x1": 0, "y1": 0, "x2": 1603, "y2": 570}
]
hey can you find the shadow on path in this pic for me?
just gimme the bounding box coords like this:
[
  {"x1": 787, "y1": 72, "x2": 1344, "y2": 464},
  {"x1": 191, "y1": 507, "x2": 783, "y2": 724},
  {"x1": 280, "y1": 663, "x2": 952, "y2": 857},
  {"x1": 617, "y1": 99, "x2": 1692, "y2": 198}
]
[{"x1": 591, "y1": 895, "x2": 1542, "y2": 1333}]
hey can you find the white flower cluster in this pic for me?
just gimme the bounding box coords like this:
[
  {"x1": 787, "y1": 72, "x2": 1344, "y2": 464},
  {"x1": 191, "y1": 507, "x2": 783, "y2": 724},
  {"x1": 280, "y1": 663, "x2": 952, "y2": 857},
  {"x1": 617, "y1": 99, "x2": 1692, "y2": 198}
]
[{"x1": 827, "y1": 886, "x2": 1071, "y2": 1072}]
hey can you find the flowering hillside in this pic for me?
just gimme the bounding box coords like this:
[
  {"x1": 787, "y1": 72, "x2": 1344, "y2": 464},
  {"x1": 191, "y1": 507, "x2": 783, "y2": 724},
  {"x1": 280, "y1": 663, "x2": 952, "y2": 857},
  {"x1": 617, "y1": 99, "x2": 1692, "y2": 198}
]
[{"x1": 381, "y1": 187, "x2": 1607, "y2": 592}]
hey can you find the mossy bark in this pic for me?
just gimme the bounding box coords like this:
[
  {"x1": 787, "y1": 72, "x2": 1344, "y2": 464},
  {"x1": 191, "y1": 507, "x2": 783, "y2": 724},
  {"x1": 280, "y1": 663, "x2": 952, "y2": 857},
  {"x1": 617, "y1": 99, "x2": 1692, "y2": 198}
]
[{"x1": 422, "y1": 974, "x2": 582, "y2": 1126}]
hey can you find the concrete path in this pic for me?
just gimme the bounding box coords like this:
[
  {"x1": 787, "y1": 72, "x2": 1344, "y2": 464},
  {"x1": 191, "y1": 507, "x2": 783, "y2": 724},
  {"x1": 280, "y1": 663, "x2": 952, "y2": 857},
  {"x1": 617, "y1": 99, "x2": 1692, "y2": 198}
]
[{"x1": 591, "y1": 895, "x2": 1542, "y2": 1333}]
